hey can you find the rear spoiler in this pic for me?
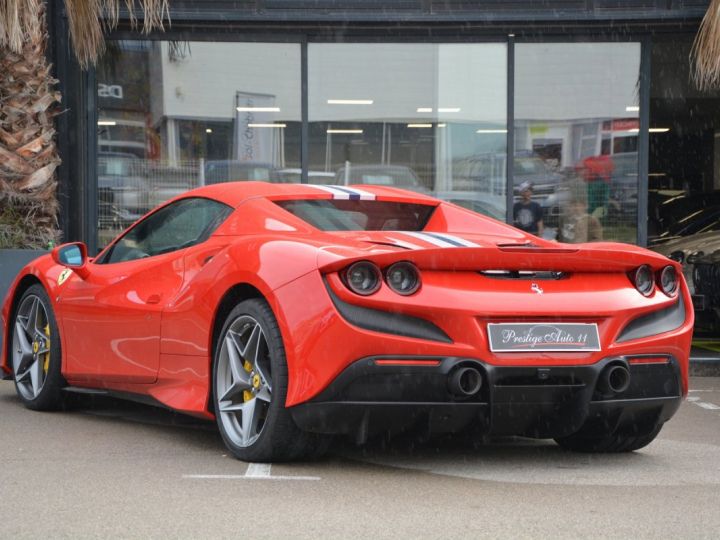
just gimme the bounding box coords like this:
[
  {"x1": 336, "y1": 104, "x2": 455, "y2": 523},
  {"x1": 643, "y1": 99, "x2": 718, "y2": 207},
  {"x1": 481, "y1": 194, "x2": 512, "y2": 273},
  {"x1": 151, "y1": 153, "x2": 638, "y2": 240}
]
[{"x1": 317, "y1": 244, "x2": 677, "y2": 274}]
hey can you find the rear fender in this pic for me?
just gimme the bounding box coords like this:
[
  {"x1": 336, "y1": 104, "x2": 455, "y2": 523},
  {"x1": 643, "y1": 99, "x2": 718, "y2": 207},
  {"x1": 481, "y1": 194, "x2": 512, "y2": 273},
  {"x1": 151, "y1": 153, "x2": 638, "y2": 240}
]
[{"x1": 161, "y1": 237, "x2": 320, "y2": 360}]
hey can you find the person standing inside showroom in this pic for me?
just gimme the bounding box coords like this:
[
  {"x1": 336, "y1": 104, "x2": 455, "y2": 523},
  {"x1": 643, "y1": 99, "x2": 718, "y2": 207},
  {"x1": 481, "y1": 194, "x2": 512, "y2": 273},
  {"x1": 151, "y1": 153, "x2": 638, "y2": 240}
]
[{"x1": 513, "y1": 181, "x2": 544, "y2": 236}]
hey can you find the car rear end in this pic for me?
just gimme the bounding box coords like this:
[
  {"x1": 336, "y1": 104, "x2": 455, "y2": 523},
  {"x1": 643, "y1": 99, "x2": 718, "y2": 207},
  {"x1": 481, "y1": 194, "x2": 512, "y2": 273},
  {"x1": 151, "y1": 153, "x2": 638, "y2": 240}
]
[{"x1": 259, "y1": 186, "x2": 692, "y2": 445}]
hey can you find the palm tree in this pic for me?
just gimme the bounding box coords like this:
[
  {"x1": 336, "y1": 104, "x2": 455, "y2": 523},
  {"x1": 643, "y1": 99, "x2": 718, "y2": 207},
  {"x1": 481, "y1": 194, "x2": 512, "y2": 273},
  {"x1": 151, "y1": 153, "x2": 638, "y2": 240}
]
[
  {"x1": 692, "y1": 0, "x2": 720, "y2": 90},
  {"x1": 0, "y1": 0, "x2": 168, "y2": 248}
]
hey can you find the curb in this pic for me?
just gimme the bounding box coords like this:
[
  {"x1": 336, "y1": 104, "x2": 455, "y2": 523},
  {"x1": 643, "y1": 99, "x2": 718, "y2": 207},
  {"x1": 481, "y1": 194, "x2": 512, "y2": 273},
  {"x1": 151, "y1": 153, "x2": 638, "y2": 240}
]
[{"x1": 690, "y1": 357, "x2": 720, "y2": 377}]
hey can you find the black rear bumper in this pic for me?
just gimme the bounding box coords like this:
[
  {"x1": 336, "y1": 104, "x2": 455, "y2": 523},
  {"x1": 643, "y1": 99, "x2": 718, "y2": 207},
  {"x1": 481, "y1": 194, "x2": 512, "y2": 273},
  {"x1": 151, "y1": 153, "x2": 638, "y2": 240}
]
[{"x1": 290, "y1": 356, "x2": 682, "y2": 441}]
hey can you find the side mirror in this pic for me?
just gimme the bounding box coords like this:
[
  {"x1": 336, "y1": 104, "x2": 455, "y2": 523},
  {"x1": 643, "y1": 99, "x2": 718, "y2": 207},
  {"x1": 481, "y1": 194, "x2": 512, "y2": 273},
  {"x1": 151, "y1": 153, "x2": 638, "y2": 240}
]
[{"x1": 51, "y1": 242, "x2": 90, "y2": 279}]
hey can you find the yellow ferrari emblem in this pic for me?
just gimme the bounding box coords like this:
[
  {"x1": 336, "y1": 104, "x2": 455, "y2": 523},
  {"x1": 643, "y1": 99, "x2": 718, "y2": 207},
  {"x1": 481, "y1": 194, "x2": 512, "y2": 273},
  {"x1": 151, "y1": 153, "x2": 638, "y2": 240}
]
[
  {"x1": 57, "y1": 268, "x2": 72, "y2": 286},
  {"x1": 33, "y1": 341, "x2": 39, "y2": 353}
]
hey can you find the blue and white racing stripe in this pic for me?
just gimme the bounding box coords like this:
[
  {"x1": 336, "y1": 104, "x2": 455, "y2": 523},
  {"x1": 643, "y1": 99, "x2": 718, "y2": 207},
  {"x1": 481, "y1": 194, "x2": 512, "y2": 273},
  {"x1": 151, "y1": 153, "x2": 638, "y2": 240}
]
[
  {"x1": 307, "y1": 184, "x2": 376, "y2": 200},
  {"x1": 399, "y1": 231, "x2": 480, "y2": 248}
]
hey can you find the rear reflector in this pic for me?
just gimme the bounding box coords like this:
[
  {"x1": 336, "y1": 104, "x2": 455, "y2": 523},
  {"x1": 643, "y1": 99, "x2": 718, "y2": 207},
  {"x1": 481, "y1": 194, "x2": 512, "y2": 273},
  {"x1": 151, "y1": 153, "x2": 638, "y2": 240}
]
[
  {"x1": 374, "y1": 359, "x2": 441, "y2": 367},
  {"x1": 628, "y1": 356, "x2": 670, "y2": 365}
]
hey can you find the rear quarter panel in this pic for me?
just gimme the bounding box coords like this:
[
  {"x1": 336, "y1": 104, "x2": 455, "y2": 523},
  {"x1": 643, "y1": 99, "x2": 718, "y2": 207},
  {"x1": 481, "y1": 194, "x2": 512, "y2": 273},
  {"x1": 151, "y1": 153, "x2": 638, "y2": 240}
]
[{"x1": 160, "y1": 235, "x2": 323, "y2": 359}]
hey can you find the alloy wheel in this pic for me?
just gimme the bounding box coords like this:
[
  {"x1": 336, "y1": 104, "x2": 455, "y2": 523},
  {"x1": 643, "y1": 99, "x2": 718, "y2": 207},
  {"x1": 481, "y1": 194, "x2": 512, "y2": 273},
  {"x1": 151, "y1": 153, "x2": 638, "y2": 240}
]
[
  {"x1": 12, "y1": 294, "x2": 52, "y2": 401},
  {"x1": 215, "y1": 315, "x2": 273, "y2": 448}
]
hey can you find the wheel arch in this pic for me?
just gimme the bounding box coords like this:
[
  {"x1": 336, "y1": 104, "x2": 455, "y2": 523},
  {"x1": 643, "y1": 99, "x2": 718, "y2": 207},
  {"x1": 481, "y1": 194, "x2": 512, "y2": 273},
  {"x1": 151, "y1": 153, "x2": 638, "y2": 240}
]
[
  {"x1": 2, "y1": 274, "x2": 44, "y2": 376},
  {"x1": 210, "y1": 283, "x2": 265, "y2": 359},
  {"x1": 206, "y1": 282, "x2": 265, "y2": 413}
]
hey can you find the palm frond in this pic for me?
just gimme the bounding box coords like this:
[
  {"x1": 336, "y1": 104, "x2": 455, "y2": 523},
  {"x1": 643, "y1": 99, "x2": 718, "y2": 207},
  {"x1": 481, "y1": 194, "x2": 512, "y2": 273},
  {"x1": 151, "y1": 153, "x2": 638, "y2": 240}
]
[
  {"x1": 0, "y1": 0, "x2": 170, "y2": 68},
  {"x1": 691, "y1": 0, "x2": 720, "y2": 90},
  {"x1": 0, "y1": 0, "x2": 41, "y2": 52}
]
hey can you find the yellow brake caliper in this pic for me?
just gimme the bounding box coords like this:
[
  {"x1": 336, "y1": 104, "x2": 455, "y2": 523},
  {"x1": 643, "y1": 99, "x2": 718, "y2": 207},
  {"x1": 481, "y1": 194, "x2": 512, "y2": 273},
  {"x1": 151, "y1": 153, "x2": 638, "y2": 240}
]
[
  {"x1": 243, "y1": 360, "x2": 253, "y2": 402},
  {"x1": 43, "y1": 324, "x2": 51, "y2": 373}
]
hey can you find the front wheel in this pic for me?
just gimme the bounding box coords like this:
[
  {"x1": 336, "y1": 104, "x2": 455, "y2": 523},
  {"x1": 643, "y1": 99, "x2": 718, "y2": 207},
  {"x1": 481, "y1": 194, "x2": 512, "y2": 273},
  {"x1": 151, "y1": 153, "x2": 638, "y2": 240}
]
[
  {"x1": 212, "y1": 298, "x2": 329, "y2": 462},
  {"x1": 11, "y1": 284, "x2": 65, "y2": 410}
]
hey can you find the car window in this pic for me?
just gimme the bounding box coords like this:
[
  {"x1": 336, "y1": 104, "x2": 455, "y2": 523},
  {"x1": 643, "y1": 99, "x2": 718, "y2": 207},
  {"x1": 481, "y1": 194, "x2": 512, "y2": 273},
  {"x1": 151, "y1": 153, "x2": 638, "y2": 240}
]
[
  {"x1": 101, "y1": 197, "x2": 233, "y2": 264},
  {"x1": 276, "y1": 199, "x2": 435, "y2": 231}
]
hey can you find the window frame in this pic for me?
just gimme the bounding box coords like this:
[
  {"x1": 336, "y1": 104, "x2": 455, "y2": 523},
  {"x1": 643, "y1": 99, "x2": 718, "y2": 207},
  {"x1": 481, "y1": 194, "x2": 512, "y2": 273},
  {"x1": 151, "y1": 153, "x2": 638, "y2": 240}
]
[{"x1": 95, "y1": 196, "x2": 233, "y2": 264}]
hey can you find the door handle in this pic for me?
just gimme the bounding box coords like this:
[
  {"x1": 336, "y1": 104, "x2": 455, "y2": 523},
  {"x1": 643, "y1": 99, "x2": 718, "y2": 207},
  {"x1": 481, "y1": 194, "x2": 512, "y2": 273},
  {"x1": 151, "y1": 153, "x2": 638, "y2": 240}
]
[{"x1": 145, "y1": 294, "x2": 161, "y2": 305}]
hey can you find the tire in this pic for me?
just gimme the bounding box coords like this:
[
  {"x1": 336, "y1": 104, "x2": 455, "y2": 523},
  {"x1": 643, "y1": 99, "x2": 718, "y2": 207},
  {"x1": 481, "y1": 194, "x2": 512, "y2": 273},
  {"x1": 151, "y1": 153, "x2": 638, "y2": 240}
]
[
  {"x1": 10, "y1": 284, "x2": 65, "y2": 411},
  {"x1": 554, "y1": 423, "x2": 663, "y2": 453},
  {"x1": 212, "y1": 298, "x2": 330, "y2": 462}
]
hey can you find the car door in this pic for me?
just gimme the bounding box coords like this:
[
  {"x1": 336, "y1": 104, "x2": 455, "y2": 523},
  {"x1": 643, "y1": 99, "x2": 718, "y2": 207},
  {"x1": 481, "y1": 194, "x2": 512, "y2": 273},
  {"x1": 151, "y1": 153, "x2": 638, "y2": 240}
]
[{"x1": 58, "y1": 197, "x2": 233, "y2": 385}]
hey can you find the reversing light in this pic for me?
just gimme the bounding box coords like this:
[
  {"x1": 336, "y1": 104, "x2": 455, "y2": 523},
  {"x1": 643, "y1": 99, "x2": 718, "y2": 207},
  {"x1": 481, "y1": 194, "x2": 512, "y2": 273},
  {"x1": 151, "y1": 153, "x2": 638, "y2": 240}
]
[
  {"x1": 344, "y1": 261, "x2": 381, "y2": 296},
  {"x1": 659, "y1": 265, "x2": 678, "y2": 296},
  {"x1": 633, "y1": 265, "x2": 655, "y2": 297},
  {"x1": 385, "y1": 261, "x2": 421, "y2": 295}
]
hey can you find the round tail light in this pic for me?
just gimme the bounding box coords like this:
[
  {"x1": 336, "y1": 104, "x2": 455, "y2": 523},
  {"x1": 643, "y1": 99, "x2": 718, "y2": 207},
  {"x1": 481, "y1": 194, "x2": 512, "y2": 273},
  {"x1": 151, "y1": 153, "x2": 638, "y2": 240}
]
[
  {"x1": 385, "y1": 262, "x2": 421, "y2": 295},
  {"x1": 344, "y1": 261, "x2": 381, "y2": 295},
  {"x1": 659, "y1": 265, "x2": 678, "y2": 296},
  {"x1": 633, "y1": 265, "x2": 655, "y2": 296}
]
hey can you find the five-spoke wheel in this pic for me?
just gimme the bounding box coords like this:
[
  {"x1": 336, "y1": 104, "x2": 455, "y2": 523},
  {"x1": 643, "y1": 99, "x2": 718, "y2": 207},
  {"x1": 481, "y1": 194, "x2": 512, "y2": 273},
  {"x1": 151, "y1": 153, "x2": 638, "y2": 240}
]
[
  {"x1": 11, "y1": 284, "x2": 64, "y2": 410},
  {"x1": 213, "y1": 298, "x2": 330, "y2": 462},
  {"x1": 215, "y1": 315, "x2": 273, "y2": 448}
]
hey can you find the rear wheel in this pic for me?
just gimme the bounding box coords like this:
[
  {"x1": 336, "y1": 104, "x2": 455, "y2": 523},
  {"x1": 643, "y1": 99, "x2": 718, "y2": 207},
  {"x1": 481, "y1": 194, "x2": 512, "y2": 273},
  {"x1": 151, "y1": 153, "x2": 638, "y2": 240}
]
[
  {"x1": 11, "y1": 284, "x2": 65, "y2": 410},
  {"x1": 212, "y1": 298, "x2": 329, "y2": 462},
  {"x1": 554, "y1": 423, "x2": 663, "y2": 453}
]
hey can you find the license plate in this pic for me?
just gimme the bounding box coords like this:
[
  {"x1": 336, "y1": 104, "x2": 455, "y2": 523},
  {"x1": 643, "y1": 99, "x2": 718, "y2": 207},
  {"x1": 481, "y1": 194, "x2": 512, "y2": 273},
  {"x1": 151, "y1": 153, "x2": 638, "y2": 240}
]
[{"x1": 487, "y1": 323, "x2": 601, "y2": 352}]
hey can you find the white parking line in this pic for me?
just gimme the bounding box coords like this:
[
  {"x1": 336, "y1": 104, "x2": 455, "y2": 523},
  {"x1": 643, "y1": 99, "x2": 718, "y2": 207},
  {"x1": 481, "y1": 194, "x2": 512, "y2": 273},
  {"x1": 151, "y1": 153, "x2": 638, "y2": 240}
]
[
  {"x1": 687, "y1": 396, "x2": 701, "y2": 402},
  {"x1": 245, "y1": 463, "x2": 272, "y2": 478},
  {"x1": 183, "y1": 463, "x2": 321, "y2": 481},
  {"x1": 696, "y1": 402, "x2": 720, "y2": 411}
]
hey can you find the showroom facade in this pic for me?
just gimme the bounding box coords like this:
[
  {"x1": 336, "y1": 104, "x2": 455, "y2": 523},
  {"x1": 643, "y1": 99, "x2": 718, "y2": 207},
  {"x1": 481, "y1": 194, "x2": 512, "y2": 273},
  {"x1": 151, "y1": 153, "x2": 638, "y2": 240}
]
[{"x1": 47, "y1": 1, "x2": 713, "y2": 253}]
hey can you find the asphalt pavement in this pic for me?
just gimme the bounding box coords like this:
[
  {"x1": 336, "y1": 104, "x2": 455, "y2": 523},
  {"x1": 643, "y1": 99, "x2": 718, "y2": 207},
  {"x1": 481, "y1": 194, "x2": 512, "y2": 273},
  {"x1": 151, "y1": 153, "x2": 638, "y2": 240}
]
[{"x1": 1, "y1": 378, "x2": 720, "y2": 539}]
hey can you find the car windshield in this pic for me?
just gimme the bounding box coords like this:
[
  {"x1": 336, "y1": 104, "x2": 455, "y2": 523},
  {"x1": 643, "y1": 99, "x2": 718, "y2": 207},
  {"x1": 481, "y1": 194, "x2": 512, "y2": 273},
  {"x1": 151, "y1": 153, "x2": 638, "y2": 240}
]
[
  {"x1": 514, "y1": 158, "x2": 548, "y2": 175},
  {"x1": 336, "y1": 168, "x2": 419, "y2": 187},
  {"x1": 275, "y1": 199, "x2": 436, "y2": 231},
  {"x1": 98, "y1": 156, "x2": 135, "y2": 176}
]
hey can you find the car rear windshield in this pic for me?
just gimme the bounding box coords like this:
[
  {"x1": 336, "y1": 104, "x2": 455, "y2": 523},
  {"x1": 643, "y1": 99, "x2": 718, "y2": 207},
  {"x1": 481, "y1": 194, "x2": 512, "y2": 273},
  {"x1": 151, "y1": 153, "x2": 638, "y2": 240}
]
[{"x1": 275, "y1": 199, "x2": 436, "y2": 231}]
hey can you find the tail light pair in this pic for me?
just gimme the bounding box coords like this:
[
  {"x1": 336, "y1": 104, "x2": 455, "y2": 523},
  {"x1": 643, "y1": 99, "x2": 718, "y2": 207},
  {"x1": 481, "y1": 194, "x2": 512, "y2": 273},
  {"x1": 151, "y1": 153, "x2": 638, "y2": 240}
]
[
  {"x1": 631, "y1": 265, "x2": 678, "y2": 297},
  {"x1": 343, "y1": 261, "x2": 420, "y2": 296}
]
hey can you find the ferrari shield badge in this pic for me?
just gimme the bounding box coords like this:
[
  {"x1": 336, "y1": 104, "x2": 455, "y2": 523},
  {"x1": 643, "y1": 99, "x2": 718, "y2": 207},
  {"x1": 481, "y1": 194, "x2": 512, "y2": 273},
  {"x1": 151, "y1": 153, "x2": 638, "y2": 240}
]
[{"x1": 57, "y1": 268, "x2": 72, "y2": 286}]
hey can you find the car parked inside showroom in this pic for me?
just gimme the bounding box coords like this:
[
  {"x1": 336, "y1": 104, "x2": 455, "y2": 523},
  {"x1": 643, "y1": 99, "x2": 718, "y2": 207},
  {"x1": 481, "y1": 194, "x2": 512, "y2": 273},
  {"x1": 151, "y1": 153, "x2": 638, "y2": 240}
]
[
  {"x1": 1, "y1": 182, "x2": 692, "y2": 461},
  {"x1": 654, "y1": 230, "x2": 720, "y2": 336},
  {"x1": 334, "y1": 164, "x2": 429, "y2": 194}
]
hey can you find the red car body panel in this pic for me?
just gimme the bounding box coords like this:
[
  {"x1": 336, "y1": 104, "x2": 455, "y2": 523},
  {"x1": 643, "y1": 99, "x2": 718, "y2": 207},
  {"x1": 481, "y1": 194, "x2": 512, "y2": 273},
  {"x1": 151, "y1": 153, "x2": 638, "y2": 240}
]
[{"x1": 1, "y1": 182, "x2": 693, "y2": 422}]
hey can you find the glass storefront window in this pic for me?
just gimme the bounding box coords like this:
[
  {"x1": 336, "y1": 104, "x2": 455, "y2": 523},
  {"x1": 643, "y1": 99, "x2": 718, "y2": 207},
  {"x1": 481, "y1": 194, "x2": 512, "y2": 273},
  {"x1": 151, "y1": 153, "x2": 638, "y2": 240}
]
[
  {"x1": 308, "y1": 43, "x2": 508, "y2": 221},
  {"x1": 648, "y1": 35, "x2": 720, "y2": 246},
  {"x1": 97, "y1": 40, "x2": 301, "y2": 247},
  {"x1": 514, "y1": 43, "x2": 641, "y2": 243},
  {"x1": 95, "y1": 38, "x2": 652, "y2": 249}
]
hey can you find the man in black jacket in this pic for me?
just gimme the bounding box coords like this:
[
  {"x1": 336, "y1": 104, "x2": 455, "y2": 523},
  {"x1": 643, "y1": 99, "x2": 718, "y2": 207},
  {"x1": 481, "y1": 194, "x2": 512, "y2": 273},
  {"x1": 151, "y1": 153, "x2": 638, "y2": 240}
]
[{"x1": 513, "y1": 181, "x2": 544, "y2": 236}]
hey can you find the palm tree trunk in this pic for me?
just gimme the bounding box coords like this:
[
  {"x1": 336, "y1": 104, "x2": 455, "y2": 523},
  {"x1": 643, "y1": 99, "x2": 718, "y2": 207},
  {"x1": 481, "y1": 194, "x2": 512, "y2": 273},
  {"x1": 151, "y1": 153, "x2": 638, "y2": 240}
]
[{"x1": 0, "y1": 3, "x2": 61, "y2": 248}]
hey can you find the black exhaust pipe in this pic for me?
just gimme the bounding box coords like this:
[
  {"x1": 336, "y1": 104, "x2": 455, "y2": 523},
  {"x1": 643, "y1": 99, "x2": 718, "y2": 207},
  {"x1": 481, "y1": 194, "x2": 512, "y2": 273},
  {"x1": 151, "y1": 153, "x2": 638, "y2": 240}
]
[
  {"x1": 448, "y1": 367, "x2": 482, "y2": 397},
  {"x1": 599, "y1": 364, "x2": 631, "y2": 395}
]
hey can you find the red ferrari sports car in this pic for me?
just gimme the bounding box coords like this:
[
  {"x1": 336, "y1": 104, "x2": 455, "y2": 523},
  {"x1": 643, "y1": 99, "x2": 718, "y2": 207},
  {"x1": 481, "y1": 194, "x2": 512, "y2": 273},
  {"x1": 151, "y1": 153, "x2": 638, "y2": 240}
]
[{"x1": 1, "y1": 182, "x2": 692, "y2": 461}]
